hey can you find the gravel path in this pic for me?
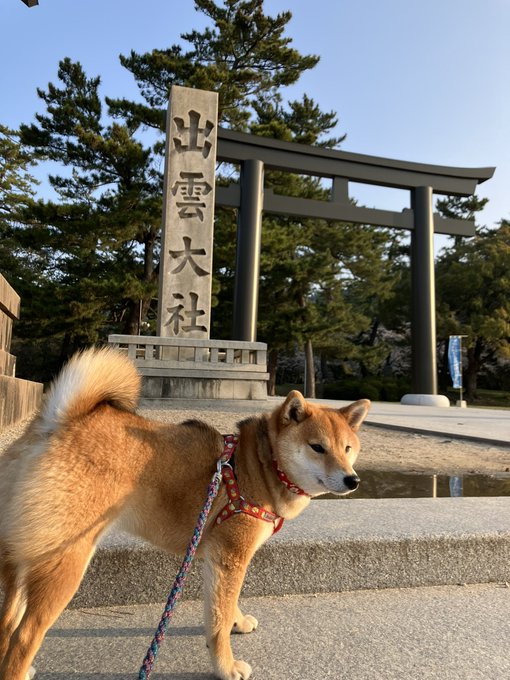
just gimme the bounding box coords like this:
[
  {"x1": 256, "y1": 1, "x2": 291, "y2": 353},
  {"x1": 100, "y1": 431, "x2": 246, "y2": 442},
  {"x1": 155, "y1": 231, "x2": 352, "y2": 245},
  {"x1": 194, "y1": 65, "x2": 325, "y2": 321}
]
[{"x1": 1, "y1": 401, "x2": 509, "y2": 477}]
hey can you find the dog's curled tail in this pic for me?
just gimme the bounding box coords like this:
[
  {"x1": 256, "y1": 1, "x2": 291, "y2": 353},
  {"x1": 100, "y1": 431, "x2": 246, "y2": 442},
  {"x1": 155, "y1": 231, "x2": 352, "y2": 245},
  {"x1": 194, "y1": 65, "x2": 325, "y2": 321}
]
[{"x1": 41, "y1": 346, "x2": 141, "y2": 433}]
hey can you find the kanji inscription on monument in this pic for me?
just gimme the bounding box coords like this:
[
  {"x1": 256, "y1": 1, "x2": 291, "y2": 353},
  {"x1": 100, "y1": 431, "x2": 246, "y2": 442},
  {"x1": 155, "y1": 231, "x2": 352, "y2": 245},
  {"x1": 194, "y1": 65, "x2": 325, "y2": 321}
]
[{"x1": 157, "y1": 86, "x2": 218, "y2": 338}]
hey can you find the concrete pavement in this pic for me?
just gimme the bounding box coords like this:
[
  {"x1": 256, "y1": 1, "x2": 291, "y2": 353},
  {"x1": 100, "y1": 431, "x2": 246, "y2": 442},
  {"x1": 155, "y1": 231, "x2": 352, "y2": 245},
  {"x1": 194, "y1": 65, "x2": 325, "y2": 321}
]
[
  {"x1": 34, "y1": 584, "x2": 510, "y2": 679},
  {"x1": 363, "y1": 400, "x2": 510, "y2": 447}
]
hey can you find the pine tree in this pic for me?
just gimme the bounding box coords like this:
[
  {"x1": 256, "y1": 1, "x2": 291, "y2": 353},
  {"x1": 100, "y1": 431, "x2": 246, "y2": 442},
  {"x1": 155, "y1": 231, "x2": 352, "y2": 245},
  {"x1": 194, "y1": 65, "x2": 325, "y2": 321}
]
[
  {"x1": 0, "y1": 124, "x2": 36, "y2": 222},
  {"x1": 0, "y1": 125, "x2": 57, "y2": 378},
  {"x1": 19, "y1": 58, "x2": 162, "y2": 363},
  {"x1": 108, "y1": 0, "x2": 320, "y2": 132},
  {"x1": 0, "y1": 124, "x2": 40, "y2": 295}
]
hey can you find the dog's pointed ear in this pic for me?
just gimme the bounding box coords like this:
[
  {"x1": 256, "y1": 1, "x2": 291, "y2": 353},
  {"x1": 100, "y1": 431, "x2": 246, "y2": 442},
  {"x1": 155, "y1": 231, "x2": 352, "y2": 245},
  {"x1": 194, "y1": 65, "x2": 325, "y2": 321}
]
[
  {"x1": 280, "y1": 390, "x2": 309, "y2": 425},
  {"x1": 339, "y1": 399, "x2": 371, "y2": 432}
]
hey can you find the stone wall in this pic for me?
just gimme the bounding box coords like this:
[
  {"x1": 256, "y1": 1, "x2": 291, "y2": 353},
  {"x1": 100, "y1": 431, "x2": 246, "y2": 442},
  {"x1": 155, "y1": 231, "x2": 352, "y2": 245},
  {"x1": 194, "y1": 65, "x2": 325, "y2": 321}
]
[{"x1": 0, "y1": 273, "x2": 43, "y2": 429}]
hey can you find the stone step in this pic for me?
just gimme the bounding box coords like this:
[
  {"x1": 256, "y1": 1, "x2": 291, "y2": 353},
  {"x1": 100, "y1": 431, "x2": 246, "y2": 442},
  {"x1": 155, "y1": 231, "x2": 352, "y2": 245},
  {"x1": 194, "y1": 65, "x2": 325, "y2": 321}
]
[{"x1": 70, "y1": 497, "x2": 510, "y2": 608}]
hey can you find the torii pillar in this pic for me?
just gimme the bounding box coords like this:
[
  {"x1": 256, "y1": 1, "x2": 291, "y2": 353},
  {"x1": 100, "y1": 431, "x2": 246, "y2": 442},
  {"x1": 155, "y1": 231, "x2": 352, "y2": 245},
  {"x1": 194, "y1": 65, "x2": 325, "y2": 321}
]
[{"x1": 400, "y1": 186, "x2": 449, "y2": 406}]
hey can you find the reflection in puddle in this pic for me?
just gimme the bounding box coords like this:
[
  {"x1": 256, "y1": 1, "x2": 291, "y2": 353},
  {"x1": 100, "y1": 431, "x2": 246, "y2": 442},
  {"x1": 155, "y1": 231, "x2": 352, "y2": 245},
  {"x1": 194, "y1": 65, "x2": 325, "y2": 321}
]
[{"x1": 323, "y1": 471, "x2": 510, "y2": 500}]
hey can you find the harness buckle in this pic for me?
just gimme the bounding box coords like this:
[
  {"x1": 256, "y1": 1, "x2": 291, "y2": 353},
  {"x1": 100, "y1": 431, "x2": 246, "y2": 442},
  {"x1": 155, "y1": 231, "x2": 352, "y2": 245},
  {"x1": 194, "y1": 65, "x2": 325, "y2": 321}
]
[{"x1": 217, "y1": 434, "x2": 284, "y2": 535}]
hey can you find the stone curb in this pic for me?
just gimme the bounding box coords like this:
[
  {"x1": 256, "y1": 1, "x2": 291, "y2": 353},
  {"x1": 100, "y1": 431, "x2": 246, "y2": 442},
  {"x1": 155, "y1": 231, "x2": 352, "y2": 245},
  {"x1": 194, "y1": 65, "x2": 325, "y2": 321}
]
[
  {"x1": 364, "y1": 419, "x2": 510, "y2": 449},
  {"x1": 70, "y1": 497, "x2": 510, "y2": 608}
]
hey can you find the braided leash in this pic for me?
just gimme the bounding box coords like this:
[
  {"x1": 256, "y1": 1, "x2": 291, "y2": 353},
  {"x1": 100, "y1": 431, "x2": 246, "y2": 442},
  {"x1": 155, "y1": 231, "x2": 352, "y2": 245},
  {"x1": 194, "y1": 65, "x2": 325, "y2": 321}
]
[{"x1": 138, "y1": 434, "x2": 238, "y2": 679}]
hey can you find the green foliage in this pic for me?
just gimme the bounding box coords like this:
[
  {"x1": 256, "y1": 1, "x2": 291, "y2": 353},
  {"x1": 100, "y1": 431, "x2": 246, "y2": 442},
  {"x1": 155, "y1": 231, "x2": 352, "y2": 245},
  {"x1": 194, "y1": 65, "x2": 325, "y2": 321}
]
[
  {"x1": 0, "y1": 128, "x2": 68, "y2": 380},
  {"x1": 436, "y1": 220, "x2": 510, "y2": 397},
  {"x1": 322, "y1": 376, "x2": 411, "y2": 402},
  {"x1": 0, "y1": 124, "x2": 37, "y2": 220},
  {"x1": 435, "y1": 194, "x2": 489, "y2": 222},
  {"x1": 0, "y1": 126, "x2": 47, "y2": 335}
]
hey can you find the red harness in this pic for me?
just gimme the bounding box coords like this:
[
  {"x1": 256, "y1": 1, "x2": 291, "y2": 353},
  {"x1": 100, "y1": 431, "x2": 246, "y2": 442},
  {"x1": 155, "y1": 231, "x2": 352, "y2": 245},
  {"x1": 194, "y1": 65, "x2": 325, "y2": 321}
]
[{"x1": 215, "y1": 434, "x2": 311, "y2": 534}]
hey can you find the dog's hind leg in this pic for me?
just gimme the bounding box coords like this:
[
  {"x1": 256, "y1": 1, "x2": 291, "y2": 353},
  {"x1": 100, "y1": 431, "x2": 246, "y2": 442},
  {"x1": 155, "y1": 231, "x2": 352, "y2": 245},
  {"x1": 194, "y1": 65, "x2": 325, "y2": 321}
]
[
  {"x1": 0, "y1": 558, "x2": 26, "y2": 663},
  {"x1": 0, "y1": 536, "x2": 96, "y2": 680}
]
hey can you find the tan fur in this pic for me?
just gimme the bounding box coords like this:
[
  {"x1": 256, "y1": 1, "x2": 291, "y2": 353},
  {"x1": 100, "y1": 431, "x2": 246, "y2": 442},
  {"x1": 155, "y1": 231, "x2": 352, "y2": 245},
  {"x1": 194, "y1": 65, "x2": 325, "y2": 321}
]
[{"x1": 0, "y1": 349, "x2": 370, "y2": 680}]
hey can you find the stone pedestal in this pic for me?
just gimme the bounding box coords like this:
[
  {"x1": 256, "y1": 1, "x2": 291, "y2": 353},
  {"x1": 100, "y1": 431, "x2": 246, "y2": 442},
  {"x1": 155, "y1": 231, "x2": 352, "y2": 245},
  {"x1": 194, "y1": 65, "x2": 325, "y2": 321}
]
[{"x1": 109, "y1": 335, "x2": 268, "y2": 401}]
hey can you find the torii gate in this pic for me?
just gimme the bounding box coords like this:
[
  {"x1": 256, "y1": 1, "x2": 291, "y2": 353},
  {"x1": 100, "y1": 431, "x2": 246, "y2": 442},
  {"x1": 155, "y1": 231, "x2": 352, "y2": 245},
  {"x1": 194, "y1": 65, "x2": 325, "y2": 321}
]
[{"x1": 215, "y1": 129, "x2": 494, "y2": 406}]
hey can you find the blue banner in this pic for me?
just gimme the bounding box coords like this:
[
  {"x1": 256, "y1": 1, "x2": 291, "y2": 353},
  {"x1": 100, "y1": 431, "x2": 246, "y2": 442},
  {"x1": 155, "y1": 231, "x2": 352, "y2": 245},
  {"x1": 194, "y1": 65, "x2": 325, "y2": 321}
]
[
  {"x1": 449, "y1": 476, "x2": 463, "y2": 497},
  {"x1": 448, "y1": 336, "x2": 462, "y2": 389}
]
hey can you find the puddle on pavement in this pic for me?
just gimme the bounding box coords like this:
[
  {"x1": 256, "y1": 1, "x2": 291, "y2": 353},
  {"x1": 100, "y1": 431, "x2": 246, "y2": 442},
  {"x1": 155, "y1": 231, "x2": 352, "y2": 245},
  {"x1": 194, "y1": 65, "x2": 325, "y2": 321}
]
[{"x1": 321, "y1": 471, "x2": 510, "y2": 500}]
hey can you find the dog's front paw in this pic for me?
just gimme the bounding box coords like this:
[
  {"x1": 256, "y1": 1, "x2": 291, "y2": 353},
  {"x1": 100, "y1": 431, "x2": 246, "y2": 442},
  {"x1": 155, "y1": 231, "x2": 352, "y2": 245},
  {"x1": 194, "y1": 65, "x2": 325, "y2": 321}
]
[
  {"x1": 215, "y1": 659, "x2": 252, "y2": 680},
  {"x1": 232, "y1": 613, "x2": 258, "y2": 634},
  {"x1": 26, "y1": 667, "x2": 36, "y2": 680},
  {"x1": 229, "y1": 659, "x2": 252, "y2": 680}
]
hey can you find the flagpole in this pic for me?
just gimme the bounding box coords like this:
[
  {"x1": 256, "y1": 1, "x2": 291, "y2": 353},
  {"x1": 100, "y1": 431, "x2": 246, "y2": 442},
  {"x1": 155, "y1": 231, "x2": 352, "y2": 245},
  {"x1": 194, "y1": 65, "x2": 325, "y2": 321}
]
[
  {"x1": 459, "y1": 336, "x2": 463, "y2": 405},
  {"x1": 458, "y1": 335, "x2": 468, "y2": 407}
]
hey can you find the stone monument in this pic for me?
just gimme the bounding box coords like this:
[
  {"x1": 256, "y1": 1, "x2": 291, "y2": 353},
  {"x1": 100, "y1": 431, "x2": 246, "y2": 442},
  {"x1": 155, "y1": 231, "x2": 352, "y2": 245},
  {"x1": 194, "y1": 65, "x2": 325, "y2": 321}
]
[
  {"x1": 157, "y1": 85, "x2": 217, "y2": 340},
  {"x1": 109, "y1": 86, "x2": 269, "y2": 400}
]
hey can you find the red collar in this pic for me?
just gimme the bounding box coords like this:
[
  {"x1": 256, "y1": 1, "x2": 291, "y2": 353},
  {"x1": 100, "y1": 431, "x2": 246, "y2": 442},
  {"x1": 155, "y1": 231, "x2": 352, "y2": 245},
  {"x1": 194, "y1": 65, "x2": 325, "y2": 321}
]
[
  {"x1": 271, "y1": 460, "x2": 312, "y2": 498},
  {"x1": 216, "y1": 435, "x2": 284, "y2": 534}
]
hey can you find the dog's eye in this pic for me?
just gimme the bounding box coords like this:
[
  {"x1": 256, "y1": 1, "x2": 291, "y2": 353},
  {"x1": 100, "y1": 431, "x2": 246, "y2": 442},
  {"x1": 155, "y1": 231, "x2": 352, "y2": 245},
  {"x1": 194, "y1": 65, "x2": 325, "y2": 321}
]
[
  {"x1": 310, "y1": 443, "x2": 326, "y2": 454},
  {"x1": 346, "y1": 445, "x2": 352, "y2": 454}
]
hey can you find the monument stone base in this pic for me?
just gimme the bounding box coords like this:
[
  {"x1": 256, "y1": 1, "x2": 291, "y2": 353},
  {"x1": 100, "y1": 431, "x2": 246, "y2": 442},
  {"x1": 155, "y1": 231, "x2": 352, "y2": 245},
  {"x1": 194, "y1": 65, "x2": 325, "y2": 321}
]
[
  {"x1": 108, "y1": 335, "x2": 268, "y2": 401},
  {"x1": 400, "y1": 393, "x2": 450, "y2": 407},
  {"x1": 141, "y1": 374, "x2": 267, "y2": 400}
]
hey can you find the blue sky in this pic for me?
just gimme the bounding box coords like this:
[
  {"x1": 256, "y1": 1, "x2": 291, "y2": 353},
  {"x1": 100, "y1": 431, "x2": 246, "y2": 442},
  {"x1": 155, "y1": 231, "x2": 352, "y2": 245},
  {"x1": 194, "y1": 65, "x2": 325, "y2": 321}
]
[{"x1": 2, "y1": 0, "x2": 509, "y2": 237}]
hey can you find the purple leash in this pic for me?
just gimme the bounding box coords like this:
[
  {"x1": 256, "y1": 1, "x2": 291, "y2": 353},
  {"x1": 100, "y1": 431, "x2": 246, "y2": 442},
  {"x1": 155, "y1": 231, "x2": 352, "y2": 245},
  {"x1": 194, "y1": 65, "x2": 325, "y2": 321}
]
[{"x1": 138, "y1": 435, "x2": 237, "y2": 679}]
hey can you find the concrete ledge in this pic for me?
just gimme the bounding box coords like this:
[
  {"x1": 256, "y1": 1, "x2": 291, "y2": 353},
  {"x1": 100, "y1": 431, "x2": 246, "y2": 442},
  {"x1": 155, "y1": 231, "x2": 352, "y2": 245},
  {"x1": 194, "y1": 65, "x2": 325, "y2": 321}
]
[
  {"x1": 0, "y1": 311, "x2": 13, "y2": 352},
  {"x1": 0, "y1": 375, "x2": 43, "y2": 429},
  {"x1": 71, "y1": 497, "x2": 510, "y2": 608},
  {"x1": 0, "y1": 274, "x2": 20, "y2": 320},
  {"x1": 0, "y1": 348, "x2": 15, "y2": 377}
]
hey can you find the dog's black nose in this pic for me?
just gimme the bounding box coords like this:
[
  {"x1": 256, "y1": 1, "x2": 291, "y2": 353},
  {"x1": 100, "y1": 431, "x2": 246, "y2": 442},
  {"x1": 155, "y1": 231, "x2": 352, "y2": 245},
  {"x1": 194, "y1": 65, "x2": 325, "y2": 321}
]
[{"x1": 344, "y1": 475, "x2": 360, "y2": 491}]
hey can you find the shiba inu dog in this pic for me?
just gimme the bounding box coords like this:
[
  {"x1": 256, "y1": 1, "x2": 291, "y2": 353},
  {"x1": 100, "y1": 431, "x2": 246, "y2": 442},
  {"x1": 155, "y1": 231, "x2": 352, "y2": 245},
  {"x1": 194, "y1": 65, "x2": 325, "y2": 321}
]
[{"x1": 0, "y1": 347, "x2": 370, "y2": 680}]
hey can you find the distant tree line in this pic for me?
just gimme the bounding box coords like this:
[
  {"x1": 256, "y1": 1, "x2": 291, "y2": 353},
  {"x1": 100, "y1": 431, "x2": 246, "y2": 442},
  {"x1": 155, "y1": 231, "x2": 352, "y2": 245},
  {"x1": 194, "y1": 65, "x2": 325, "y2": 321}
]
[{"x1": 1, "y1": 0, "x2": 509, "y2": 401}]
